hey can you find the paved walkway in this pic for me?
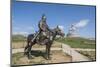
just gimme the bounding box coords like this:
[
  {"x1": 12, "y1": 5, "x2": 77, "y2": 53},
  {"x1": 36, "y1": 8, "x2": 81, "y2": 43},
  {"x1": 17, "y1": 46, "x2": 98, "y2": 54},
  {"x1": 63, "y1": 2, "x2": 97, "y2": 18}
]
[{"x1": 62, "y1": 44, "x2": 91, "y2": 62}]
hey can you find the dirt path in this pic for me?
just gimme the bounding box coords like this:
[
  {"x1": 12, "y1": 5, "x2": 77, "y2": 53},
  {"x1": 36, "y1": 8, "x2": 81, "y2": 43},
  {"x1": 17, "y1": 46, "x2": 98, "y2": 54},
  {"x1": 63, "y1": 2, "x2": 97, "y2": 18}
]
[
  {"x1": 12, "y1": 47, "x2": 95, "y2": 54},
  {"x1": 12, "y1": 51, "x2": 72, "y2": 65},
  {"x1": 12, "y1": 48, "x2": 62, "y2": 54}
]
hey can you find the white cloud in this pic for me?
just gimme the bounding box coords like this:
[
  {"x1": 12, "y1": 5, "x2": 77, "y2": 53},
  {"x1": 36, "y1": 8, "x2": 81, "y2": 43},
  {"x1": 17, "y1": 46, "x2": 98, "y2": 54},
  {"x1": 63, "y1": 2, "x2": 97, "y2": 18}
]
[
  {"x1": 75, "y1": 19, "x2": 89, "y2": 28},
  {"x1": 13, "y1": 26, "x2": 35, "y2": 36},
  {"x1": 13, "y1": 31, "x2": 29, "y2": 36}
]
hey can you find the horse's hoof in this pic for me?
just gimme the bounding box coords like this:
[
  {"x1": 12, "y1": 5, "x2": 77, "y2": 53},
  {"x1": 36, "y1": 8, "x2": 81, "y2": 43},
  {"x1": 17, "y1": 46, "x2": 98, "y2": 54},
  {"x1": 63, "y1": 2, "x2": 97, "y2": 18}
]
[
  {"x1": 46, "y1": 57, "x2": 51, "y2": 60},
  {"x1": 24, "y1": 52, "x2": 26, "y2": 55},
  {"x1": 24, "y1": 52, "x2": 28, "y2": 56},
  {"x1": 28, "y1": 56, "x2": 34, "y2": 59},
  {"x1": 50, "y1": 53, "x2": 52, "y2": 55},
  {"x1": 47, "y1": 58, "x2": 51, "y2": 60}
]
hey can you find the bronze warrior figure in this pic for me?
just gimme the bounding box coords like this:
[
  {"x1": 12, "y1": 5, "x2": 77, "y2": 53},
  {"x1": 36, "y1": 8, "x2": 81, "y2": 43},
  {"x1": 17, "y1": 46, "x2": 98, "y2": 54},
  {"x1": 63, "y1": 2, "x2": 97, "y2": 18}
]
[{"x1": 24, "y1": 14, "x2": 65, "y2": 60}]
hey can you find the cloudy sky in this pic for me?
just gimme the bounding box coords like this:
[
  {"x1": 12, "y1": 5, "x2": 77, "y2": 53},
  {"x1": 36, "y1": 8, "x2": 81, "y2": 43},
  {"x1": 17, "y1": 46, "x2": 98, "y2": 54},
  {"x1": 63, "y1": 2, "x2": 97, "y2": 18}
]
[{"x1": 12, "y1": 0, "x2": 96, "y2": 38}]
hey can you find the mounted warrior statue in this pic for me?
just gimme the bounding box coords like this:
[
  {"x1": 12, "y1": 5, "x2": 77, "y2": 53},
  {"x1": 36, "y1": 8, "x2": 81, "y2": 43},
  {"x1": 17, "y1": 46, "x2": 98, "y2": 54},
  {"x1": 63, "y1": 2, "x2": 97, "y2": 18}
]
[{"x1": 24, "y1": 14, "x2": 65, "y2": 60}]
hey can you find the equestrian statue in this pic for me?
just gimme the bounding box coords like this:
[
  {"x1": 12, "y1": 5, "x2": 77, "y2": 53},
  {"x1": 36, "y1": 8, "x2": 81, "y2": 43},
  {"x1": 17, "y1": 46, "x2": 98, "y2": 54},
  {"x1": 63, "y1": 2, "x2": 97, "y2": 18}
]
[{"x1": 24, "y1": 14, "x2": 65, "y2": 60}]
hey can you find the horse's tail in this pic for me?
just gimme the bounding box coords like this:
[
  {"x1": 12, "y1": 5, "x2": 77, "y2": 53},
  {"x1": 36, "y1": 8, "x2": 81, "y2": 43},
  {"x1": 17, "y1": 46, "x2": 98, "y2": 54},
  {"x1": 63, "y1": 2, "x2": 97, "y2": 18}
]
[
  {"x1": 23, "y1": 37, "x2": 27, "y2": 55},
  {"x1": 22, "y1": 38, "x2": 26, "y2": 48}
]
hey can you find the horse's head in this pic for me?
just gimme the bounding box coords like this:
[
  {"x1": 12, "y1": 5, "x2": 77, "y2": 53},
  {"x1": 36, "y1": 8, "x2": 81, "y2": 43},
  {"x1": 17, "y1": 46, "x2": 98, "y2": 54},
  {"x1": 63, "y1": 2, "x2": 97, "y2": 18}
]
[{"x1": 55, "y1": 26, "x2": 65, "y2": 37}]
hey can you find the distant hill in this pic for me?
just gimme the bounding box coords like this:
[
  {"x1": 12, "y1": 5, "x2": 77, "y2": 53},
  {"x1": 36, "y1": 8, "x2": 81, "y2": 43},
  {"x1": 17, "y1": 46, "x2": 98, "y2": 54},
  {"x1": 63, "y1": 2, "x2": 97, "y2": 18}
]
[{"x1": 12, "y1": 34, "x2": 26, "y2": 42}]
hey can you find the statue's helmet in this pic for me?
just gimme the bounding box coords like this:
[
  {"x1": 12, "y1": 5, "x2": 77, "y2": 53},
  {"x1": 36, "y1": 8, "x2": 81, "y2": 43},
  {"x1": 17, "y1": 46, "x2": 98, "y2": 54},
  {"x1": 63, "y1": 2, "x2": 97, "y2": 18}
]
[
  {"x1": 42, "y1": 14, "x2": 46, "y2": 20},
  {"x1": 71, "y1": 24, "x2": 74, "y2": 27}
]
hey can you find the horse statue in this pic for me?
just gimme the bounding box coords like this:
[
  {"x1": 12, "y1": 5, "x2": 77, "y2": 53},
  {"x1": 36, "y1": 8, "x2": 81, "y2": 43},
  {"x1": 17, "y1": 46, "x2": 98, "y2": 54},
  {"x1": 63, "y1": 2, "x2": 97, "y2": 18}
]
[{"x1": 24, "y1": 26, "x2": 64, "y2": 60}]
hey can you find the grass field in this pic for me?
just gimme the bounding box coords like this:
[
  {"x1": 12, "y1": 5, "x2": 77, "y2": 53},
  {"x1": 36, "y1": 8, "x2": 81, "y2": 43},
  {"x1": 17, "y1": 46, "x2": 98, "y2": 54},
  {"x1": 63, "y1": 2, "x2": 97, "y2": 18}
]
[
  {"x1": 56, "y1": 37, "x2": 96, "y2": 49},
  {"x1": 78, "y1": 51, "x2": 96, "y2": 61},
  {"x1": 12, "y1": 35, "x2": 96, "y2": 49}
]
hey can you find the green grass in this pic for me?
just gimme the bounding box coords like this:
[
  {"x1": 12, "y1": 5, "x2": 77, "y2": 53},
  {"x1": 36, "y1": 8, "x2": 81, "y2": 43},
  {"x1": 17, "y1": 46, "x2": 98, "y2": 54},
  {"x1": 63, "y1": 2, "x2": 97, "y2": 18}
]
[
  {"x1": 12, "y1": 35, "x2": 96, "y2": 49},
  {"x1": 12, "y1": 34, "x2": 26, "y2": 42},
  {"x1": 56, "y1": 37, "x2": 96, "y2": 49},
  {"x1": 12, "y1": 39, "x2": 26, "y2": 42},
  {"x1": 12, "y1": 52, "x2": 24, "y2": 64},
  {"x1": 78, "y1": 51, "x2": 96, "y2": 61}
]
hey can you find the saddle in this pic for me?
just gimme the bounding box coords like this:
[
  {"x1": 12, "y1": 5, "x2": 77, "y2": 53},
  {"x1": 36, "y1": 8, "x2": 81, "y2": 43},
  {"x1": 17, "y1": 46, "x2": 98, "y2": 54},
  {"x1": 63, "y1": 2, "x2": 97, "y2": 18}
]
[{"x1": 32, "y1": 31, "x2": 51, "y2": 45}]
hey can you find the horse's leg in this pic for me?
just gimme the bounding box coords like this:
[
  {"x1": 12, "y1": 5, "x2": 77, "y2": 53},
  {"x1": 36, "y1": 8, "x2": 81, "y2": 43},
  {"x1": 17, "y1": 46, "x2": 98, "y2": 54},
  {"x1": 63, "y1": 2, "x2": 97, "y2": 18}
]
[
  {"x1": 46, "y1": 45, "x2": 48, "y2": 59},
  {"x1": 24, "y1": 42, "x2": 29, "y2": 55},
  {"x1": 48, "y1": 44, "x2": 51, "y2": 60},
  {"x1": 27, "y1": 42, "x2": 32, "y2": 59},
  {"x1": 46, "y1": 44, "x2": 51, "y2": 60},
  {"x1": 27, "y1": 42, "x2": 36, "y2": 59}
]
